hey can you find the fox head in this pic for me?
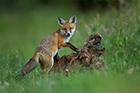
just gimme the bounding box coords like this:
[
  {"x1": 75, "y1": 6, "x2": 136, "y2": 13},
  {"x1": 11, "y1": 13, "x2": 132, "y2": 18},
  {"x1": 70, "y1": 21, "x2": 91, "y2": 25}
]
[{"x1": 57, "y1": 16, "x2": 77, "y2": 42}]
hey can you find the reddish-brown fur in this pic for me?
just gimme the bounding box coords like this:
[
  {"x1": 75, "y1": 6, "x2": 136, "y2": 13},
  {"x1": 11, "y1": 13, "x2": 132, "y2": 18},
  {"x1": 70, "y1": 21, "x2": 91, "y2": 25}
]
[{"x1": 17, "y1": 16, "x2": 78, "y2": 78}]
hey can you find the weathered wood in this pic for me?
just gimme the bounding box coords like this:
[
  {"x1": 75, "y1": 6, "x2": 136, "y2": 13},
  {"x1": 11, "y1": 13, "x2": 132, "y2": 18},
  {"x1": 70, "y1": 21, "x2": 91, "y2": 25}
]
[{"x1": 51, "y1": 34, "x2": 105, "y2": 73}]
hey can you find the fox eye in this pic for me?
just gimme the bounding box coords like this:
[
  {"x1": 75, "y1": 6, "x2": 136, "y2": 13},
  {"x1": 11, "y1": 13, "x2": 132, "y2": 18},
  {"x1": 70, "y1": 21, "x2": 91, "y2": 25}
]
[
  {"x1": 70, "y1": 27, "x2": 74, "y2": 32},
  {"x1": 70, "y1": 27, "x2": 73, "y2": 30}
]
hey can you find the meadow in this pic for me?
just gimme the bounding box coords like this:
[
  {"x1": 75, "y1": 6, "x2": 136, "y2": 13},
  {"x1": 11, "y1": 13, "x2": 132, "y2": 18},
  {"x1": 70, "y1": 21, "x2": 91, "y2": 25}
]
[{"x1": 0, "y1": 2, "x2": 140, "y2": 93}]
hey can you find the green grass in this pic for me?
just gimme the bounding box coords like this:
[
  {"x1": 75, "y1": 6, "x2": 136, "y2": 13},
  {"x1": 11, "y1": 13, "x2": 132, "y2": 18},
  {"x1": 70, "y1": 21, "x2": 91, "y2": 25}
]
[{"x1": 0, "y1": 4, "x2": 140, "y2": 93}]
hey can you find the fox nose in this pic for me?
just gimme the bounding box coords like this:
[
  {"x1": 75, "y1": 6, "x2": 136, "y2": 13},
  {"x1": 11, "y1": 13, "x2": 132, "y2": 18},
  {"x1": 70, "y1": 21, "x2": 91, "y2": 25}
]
[
  {"x1": 67, "y1": 33, "x2": 70, "y2": 37},
  {"x1": 66, "y1": 33, "x2": 70, "y2": 37}
]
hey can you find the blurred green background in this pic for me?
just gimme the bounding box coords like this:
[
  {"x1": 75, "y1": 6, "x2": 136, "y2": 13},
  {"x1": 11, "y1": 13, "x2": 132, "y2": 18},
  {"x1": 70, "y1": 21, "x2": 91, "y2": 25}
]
[{"x1": 0, "y1": 0, "x2": 140, "y2": 93}]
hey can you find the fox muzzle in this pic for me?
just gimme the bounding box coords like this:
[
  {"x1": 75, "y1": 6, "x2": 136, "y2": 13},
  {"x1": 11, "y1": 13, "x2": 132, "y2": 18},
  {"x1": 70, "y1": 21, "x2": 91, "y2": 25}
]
[{"x1": 65, "y1": 32, "x2": 71, "y2": 37}]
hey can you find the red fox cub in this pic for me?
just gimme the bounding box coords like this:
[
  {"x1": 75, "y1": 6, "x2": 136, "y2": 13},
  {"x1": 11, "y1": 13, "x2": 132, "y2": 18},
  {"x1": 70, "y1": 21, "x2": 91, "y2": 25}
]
[{"x1": 19, "y1": 16, "x2": 78, "y2": 77}]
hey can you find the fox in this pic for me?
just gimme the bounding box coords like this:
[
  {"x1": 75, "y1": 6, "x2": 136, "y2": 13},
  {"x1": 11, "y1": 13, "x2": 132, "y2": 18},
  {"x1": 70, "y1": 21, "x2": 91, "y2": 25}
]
[{"x1": 18, "y1": 16, "x2": 79, "y2": 77}]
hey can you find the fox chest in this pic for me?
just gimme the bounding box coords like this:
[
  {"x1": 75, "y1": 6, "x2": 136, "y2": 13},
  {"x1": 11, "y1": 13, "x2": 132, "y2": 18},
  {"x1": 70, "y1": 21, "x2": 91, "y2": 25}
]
[{"x1": 64, "y1": 36, "x2": 71, "y2": 43}]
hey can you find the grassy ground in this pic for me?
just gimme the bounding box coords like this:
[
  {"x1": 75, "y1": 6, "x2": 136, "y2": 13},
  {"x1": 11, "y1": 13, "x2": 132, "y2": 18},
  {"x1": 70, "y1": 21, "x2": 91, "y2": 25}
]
[{"x1": 0, "y1": 3, "x2": 140, "y2": 93}]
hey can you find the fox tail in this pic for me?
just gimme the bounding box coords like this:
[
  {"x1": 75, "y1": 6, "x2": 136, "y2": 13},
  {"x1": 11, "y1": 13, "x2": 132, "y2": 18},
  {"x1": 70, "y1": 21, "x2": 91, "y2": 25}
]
[{"x1": 16, "y1": 58, "x2": 38, "y2": 79}]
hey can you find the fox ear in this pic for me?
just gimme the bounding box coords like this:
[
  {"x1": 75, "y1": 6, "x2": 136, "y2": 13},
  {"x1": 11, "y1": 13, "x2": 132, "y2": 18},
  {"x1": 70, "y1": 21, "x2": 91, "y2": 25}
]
[
  {"x1": 69, "y1": 16, "x2": 77, "y2": 23},
  {"x1": 57, "y1": 17, "x2": 65, "y2": 26}
]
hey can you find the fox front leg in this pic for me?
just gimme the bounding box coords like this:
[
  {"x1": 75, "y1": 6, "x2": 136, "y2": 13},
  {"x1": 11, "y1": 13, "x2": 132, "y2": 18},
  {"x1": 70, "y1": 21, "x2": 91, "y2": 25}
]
[
  {"x1": 62, "y1": 42, "x2": 79, "y2": 52},
  {"x1": 54, "y1": 52, "x2": 60, "y2": 62}
]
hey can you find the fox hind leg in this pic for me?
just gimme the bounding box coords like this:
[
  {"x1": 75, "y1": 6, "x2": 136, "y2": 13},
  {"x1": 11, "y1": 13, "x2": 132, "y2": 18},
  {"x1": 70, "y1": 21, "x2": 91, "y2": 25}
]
[{"x1": 39, "y1": 55, "x2": 54, "y2": 77}]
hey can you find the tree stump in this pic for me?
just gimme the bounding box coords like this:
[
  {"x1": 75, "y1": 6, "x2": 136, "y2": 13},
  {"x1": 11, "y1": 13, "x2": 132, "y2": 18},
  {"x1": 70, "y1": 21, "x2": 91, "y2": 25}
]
[{"x1": 51, "y1": 34, "x2": 105, "y2": 73}]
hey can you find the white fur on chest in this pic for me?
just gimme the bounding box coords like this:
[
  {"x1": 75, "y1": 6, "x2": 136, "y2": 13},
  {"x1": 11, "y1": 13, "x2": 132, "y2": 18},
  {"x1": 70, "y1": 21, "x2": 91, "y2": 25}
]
[{"x1": 52, "y1": 50, "x2": 58, "y2": 57}]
